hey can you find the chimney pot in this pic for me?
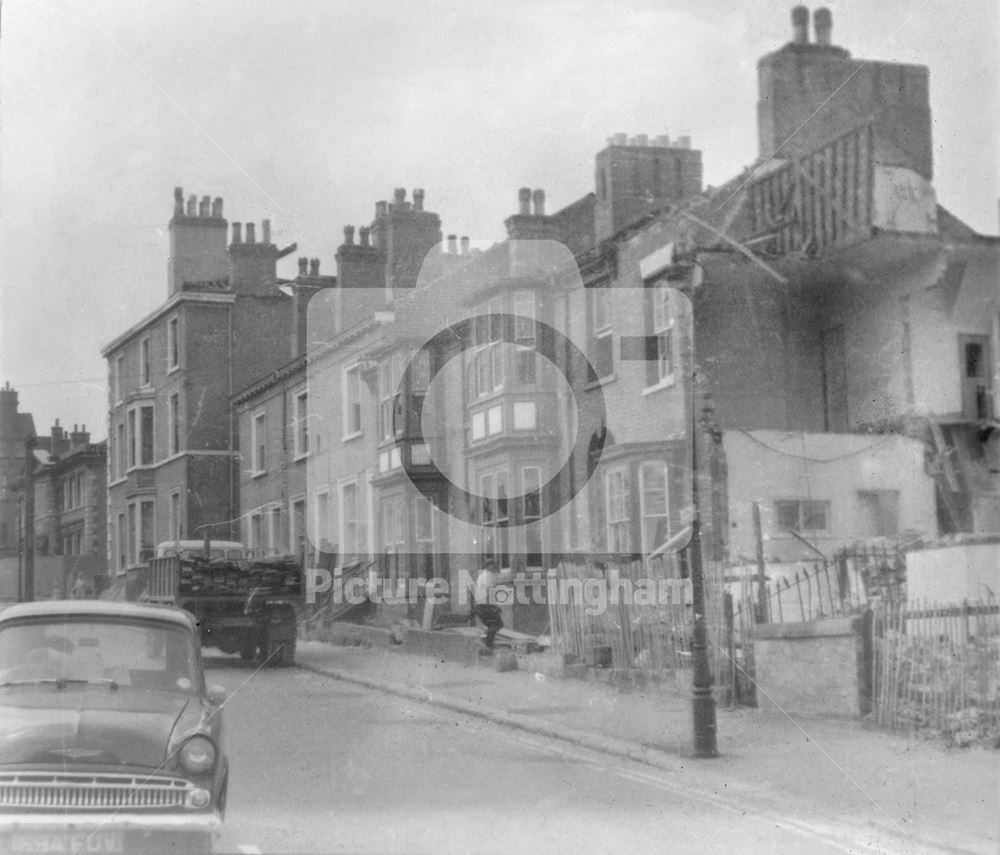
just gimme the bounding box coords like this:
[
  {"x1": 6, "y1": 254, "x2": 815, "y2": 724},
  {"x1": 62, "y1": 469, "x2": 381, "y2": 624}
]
[
  {"x1": 447, "y1": 234, "x2": 458, "y2": 254},
  {"x1": 246, "y1": 222, "x2": 256, "y2": 244},
  {"x1": 262, "y1": 219, "x2": 271, "y2": 244},
  {"x1": 212, "y1": 197, "x2": 223, "y2": 218},
  {"x1": 186, "y1": 194, "x2": 197, "y2": 216},
  {"x1": 298, "y1": 257, "x2": 308, "y2": 276},
  {"x1": 412, "y1": 188, "x2": 425, "y2": 211},
  {"x1": 460, "y1": 236, "x2": 470, "y2": 256},
  {"x1": 174, "y1": 187, "x2": 184, "y2": 216},
  {"x1": 791, "y1": 5, "x2": 809, "y2": 45},
  {"x1": 532, "y1": 189, "x2": 546, "y2": 216},
  {"x1": 613, "y1": 132, "x2": 628, "y2": 146},
  {"x1": 309, "y1": 258, "x2": 320, "y2": 276},
  {"x1": 677, "y1": 135, "x2": 691, "y2": 149},
  {"x1": 199, "y1": 195, "x2": 210, "y2": 217},
  {"x1": 655, "y1": 135, "x2": 671, "y2": 147},
  {"x1": 359, "y1": 226, "x2": 371, "y2": 247},
  {"x1": 393, "y1": 188, "x2": 406, "y2": 206},
  {"x1": 813, "y1": 7, "x2": 832, "y2": 46},
  {"x1": 376, "y1": 201, "x2": 388, "y2": 218},
  {"x1": 518, "y1": 187, "x2": 531, "y2": 215},
  {"x1": 344, "y1": 225, "x2": 355, "y2": 245},
  {"x1": 232, "y1": 222, "x2": 243, "y2": 244},
  {"x1": 634, "y1": 133, "x2": 649, "y2": 147}
]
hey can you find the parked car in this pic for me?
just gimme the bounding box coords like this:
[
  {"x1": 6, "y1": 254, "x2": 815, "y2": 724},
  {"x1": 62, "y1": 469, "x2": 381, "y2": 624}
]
[{"x1": 0, "y1": 600, "x2": 228, "y2": 854}]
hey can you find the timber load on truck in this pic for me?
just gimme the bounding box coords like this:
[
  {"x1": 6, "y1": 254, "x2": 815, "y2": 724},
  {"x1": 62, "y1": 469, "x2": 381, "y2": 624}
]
[{"x1": 144, "y1": 553, "x2": 302, "y2": 667}]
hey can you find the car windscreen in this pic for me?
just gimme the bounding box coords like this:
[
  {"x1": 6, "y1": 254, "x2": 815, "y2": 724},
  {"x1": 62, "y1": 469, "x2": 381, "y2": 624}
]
[{"x1": 0, "y1": 617, "x2": 199, "y2": 695}]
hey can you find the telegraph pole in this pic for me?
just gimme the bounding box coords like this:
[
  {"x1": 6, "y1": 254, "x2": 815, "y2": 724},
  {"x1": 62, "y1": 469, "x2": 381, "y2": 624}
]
[
  {"x1": 687, "y1": 375, "x2": 718, "y2": 758},
  {"x1": 23, "y1": 435, "x2": 36, "y2": 602}
]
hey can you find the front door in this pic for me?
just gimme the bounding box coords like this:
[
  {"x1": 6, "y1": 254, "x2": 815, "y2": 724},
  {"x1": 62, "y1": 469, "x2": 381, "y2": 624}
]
[{"x1": 959, "y1": 334, "x2": 992, "y2": 420}]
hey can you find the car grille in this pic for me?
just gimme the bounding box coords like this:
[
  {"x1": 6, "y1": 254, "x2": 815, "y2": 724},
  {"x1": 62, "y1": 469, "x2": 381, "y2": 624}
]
[{"x1": 0, "y1": 772, "x2": 193, "y2": 810}]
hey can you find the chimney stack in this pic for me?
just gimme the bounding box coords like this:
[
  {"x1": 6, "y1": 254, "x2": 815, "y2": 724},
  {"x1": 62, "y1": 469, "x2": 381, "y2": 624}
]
[
  {"x1": 532, "y1": 189, "x2": 546, "y2": 216},
  {"x1": 232, "y1": 222, "x2": 243, "y2": 244},
  {"x1": 791, "y1": 5, "x2": 809, "y2": 45},
  {"x1": 199, "y1": 196, "x2": 210, "y2": 217},
  {"x1": 262, "y1": 219, "x2": 271, "y2": 244},
  {"x1": 376, "y1": 201, "x2": 388, "y2": 218},
  {"x1": 168, "y1": 187, "x2": 229, "y2": 296},
  {"x1": 344, "y1": 225, "x2": 355, "y2": 245},
  {"x1": 211, "y1": 197, "x2": 223, "y2": 218},
  {"x1": 518, "y1": 188, "x2": 531, "y2": 215},
  {"x1": 51, "y1": 420, "x2": 64, "y2": 443},
  {"x1": 813, "y1": 7, "x2": 832, "y2": 46},
  {"x1": 309, "y1": 258, "x2": 320, "y2": 276},
  {"x1": 298, "y1": 256, "x2": 308, "y2": 276},
  {"x1": 413, "y1": 188, "x2": 425, "y2": 211},
  {"x1": 186, "y1": 194, "x2": 197, "y2": 216},
  {"x1": 174, "y1": 187, "x2": 184, "y2": 217},
  {"x1": 613, "y1": 132, "x2": 628, "y2": 146},
  {"x1": 359, "y1": 226, "x2": 371, "y2": 247},
  {"x1": 245, "y1": 222, "x2": 256, "y2": 244},
  {"x1": 393, "y1": 188, "x2": 406, "y2": 209},
  {"x1": 460, "y1": 236, "x2": 470, "y2": 255}
]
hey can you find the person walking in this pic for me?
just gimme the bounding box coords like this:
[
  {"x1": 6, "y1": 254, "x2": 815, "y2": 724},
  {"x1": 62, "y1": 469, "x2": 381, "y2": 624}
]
[{"x1": 470, "y1": 559, "x2": 512, "y2": 653}]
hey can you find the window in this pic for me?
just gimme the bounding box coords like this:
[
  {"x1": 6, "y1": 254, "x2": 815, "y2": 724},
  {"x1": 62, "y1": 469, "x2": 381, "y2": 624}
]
[
  {"x1": 410, "y1": 349, "x2": 430, "y2": 394},
  {"x1": 513, "y1": 401, "x2": 537, "y2": 430},
  {"x1": 414, "y1": 498, "x2": 436, "y2": 580},
  {"x1": 139, "y1": 500, "x2": 155, "y2": 563},
  {"x1": 168, "y1": 316, "x2": 179, "y2": 370},
  {"x1": 522, "y1": 467, "x2": 542, "y2": 567},
  {"x1": 647, "y1": 285, "x2": 675, "y2": 386},
  {"x1": 140, "y1": 406, "x2": 154, "y2": 465},
  {"x1": 640, "y1": 461, "x2": 669, "y2": 553},
  {"x1": 314, "y1": 490, "x2": 332, "y2": 556},
  {"x1": 293, "y1": 390, "x2": 309, "y2": 458},
  {"x1": 341, "y1": 481, "x2": 368, "y2": 560},
  {"x1": 775, "y1": 500, "x2": 830, "y2": 533},
  {"x1": 605, "y1": 466, "x2": 631, "y2": 552},
  {"x1": 269, "y1": 506, "x2": 283, "y2": 554},
  {"x1": 344, "y1": 365, "x2": 363, "y2": 437},
  {"x1": 249, "y1": 513, "x2": 264, "y2": 550},
  {"x1": 140, "y1": 337, "x2": 152, "y2": 387},
  {"x1": 291, "y1": 498, "x2": 306, "y2": 558},
  {"x1": 169, "y1": 492, "x2": 181, "y2": 540},
  {"x1": 115, "y1": 423, "x2": 125, "y2": 480},
  {"x1": 127, "y1": 405, "x2": 154, "y2": 467},
  {"x1": 378, "y1": 354, "x2": 404, "y2": 442},
  {"x1": 251, "y1": 411, "x2": 267, "y2": 474},
  {"x1": 480, "y1": 468, "x2": 510, "y2": 568},
  {"x1": 115, "y1": 355, "x2": 124, "y2": 403},
  {"x1": 169, "y1": 393, "x2": 181, "y2": 456},
  {"x1": 589, "y1": 284, "x2": 613, "y2": 380},
  {"x1": 116, "y1": 512, "x2": 126, "y2": 572},
  {"x1": 473, "y1": 297, "x2": 504, "y2": 398},
  {"x1": 381, "y1": 496, "x2": 405, "y2": 581},
  {"x1": 513, "y1": 291, "x2": 536, "y2": 385}
]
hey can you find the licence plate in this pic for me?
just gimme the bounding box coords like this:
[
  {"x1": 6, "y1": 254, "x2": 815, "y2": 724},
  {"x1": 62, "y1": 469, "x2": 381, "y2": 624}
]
[{"x1": 9, "y1": 830, "x2": 124, "y2": 853}]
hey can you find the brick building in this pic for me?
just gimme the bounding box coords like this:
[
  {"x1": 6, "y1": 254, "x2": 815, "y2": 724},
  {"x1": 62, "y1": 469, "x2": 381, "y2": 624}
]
[
  {"x1": 102, "y1": 190, "x2": 300, "y2": 578},
  {"x1": 0, "y1": 382, "x2": 36, "y2": 560}
]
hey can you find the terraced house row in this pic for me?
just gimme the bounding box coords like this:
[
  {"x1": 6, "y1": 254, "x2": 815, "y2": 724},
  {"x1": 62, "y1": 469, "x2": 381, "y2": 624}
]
[{"x1": 105, "y1": 9, "x2": 999, "y2": 626}]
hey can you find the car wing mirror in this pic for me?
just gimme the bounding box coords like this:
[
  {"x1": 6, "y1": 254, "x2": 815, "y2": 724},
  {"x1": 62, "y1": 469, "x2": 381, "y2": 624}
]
[{"x1": 206, "y1": 684, "x2": 227, "y2": 706}]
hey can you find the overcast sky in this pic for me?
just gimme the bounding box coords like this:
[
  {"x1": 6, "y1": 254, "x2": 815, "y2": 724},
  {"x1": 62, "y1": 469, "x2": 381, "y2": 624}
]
[{"x1": 1, "y1": 0, "x2": 997, "y2": 440}]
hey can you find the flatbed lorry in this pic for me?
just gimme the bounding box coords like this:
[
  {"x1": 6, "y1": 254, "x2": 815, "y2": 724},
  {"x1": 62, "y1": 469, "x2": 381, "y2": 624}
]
[{"x1": 143, "y1": 552, "x2": 302, "y2": 666}]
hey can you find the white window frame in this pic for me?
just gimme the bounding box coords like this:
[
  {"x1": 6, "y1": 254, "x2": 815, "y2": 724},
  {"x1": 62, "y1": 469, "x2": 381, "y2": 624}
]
[
  {"x1": 290, "y1": 496, "x2": 307, "y2": 558},
  {"x1": 293, "y1": 388, "x2": 309, "y2": 459},
  {"x1": 115, "y1": 423, "x2": 125, "y2": 481},
  {"x1": 605, "y1": 465, "x2": 631, "y2": 553},
  {"x1": 114, "y1": 354, "x2": 125, "y2": 404},
  {"x1": 126, "y1": 404, "x2": 155, "y2": 469},
  {"x1": 169, "y1": 392, "x2": 181, "y2": 456},
  {"x1": 639, "y1": 460, "x2": 670, "y2": 554},
  {"x1": 513, "y1": 290, "x2": 537, "y2": 385},
  {"x1": 589, "y1": 285, "x2": 614, "y2": 380},
  {"x1": 140, "y1": 337, "x2": 152, "y2": 387},
  {"x1": 167, "y1": 315, "x2": 180, "y2": 372},
  {"x1": 774, "y1": 499, "x2": 831, "y2": 534},
  {"x1": 249, "y1": 511, "x2": 264, "y2": 551},
  {"x1": 343, "y1": 364, "x2": 363, "y2": 439},
  {"x1": 251, "y1": 410, "x2": 267, "y2": 476},
  {"x1": 340, "y1": 479, "x2": 368, "y2": 560},
  {"x1": 313, "y1": 489, "x2": 333, "y2": 556},
  {"x1": 169, "y1": 491, "x2": 181, "y2": 541},
  {"x1": 650, "y1": 284, "x2": 676, "y2": 388},
  {"x1": 378, "y1": 353, "x2": 404, "y2": 443},
  {"x1": 269, "y1": 505, "x2": 283, "y2": 554}
]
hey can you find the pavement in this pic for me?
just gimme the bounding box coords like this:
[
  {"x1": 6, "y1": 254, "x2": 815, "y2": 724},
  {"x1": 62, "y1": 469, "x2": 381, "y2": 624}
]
[{"x1": 297, "y1": 634, "x2": 998, "y2": 855}]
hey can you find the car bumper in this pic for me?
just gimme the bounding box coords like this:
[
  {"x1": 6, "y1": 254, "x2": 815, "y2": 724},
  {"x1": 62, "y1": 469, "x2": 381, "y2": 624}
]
[{"x1": 0, "y1": 810, "x2": 223, "y2": 832}]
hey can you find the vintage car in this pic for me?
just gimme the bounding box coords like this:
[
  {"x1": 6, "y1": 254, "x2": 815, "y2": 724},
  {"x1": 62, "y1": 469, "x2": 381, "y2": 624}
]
[{"x1": 0, "y1": 600, "x2": 228, "y2": 854}]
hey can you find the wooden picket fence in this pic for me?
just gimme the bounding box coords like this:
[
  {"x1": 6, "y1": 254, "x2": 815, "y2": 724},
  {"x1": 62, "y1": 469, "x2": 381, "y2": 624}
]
[
  {"x1": 547, "y1": 558, "x2": 694, "y2": 672},
  {"x1": 873, "y1": 599, "x2": 1000, "y2": 743}
]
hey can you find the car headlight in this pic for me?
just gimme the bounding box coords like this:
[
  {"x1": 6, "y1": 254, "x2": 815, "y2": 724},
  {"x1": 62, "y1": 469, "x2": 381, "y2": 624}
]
[{"x1": 179, "y1": 736, "x2": 217, "y2": 774}]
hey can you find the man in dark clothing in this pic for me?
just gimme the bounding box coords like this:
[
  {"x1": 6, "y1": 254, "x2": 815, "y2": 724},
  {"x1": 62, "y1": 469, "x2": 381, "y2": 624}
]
[{"x1": 470, "y1": 559, "x2": 510, "y2": 652}]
